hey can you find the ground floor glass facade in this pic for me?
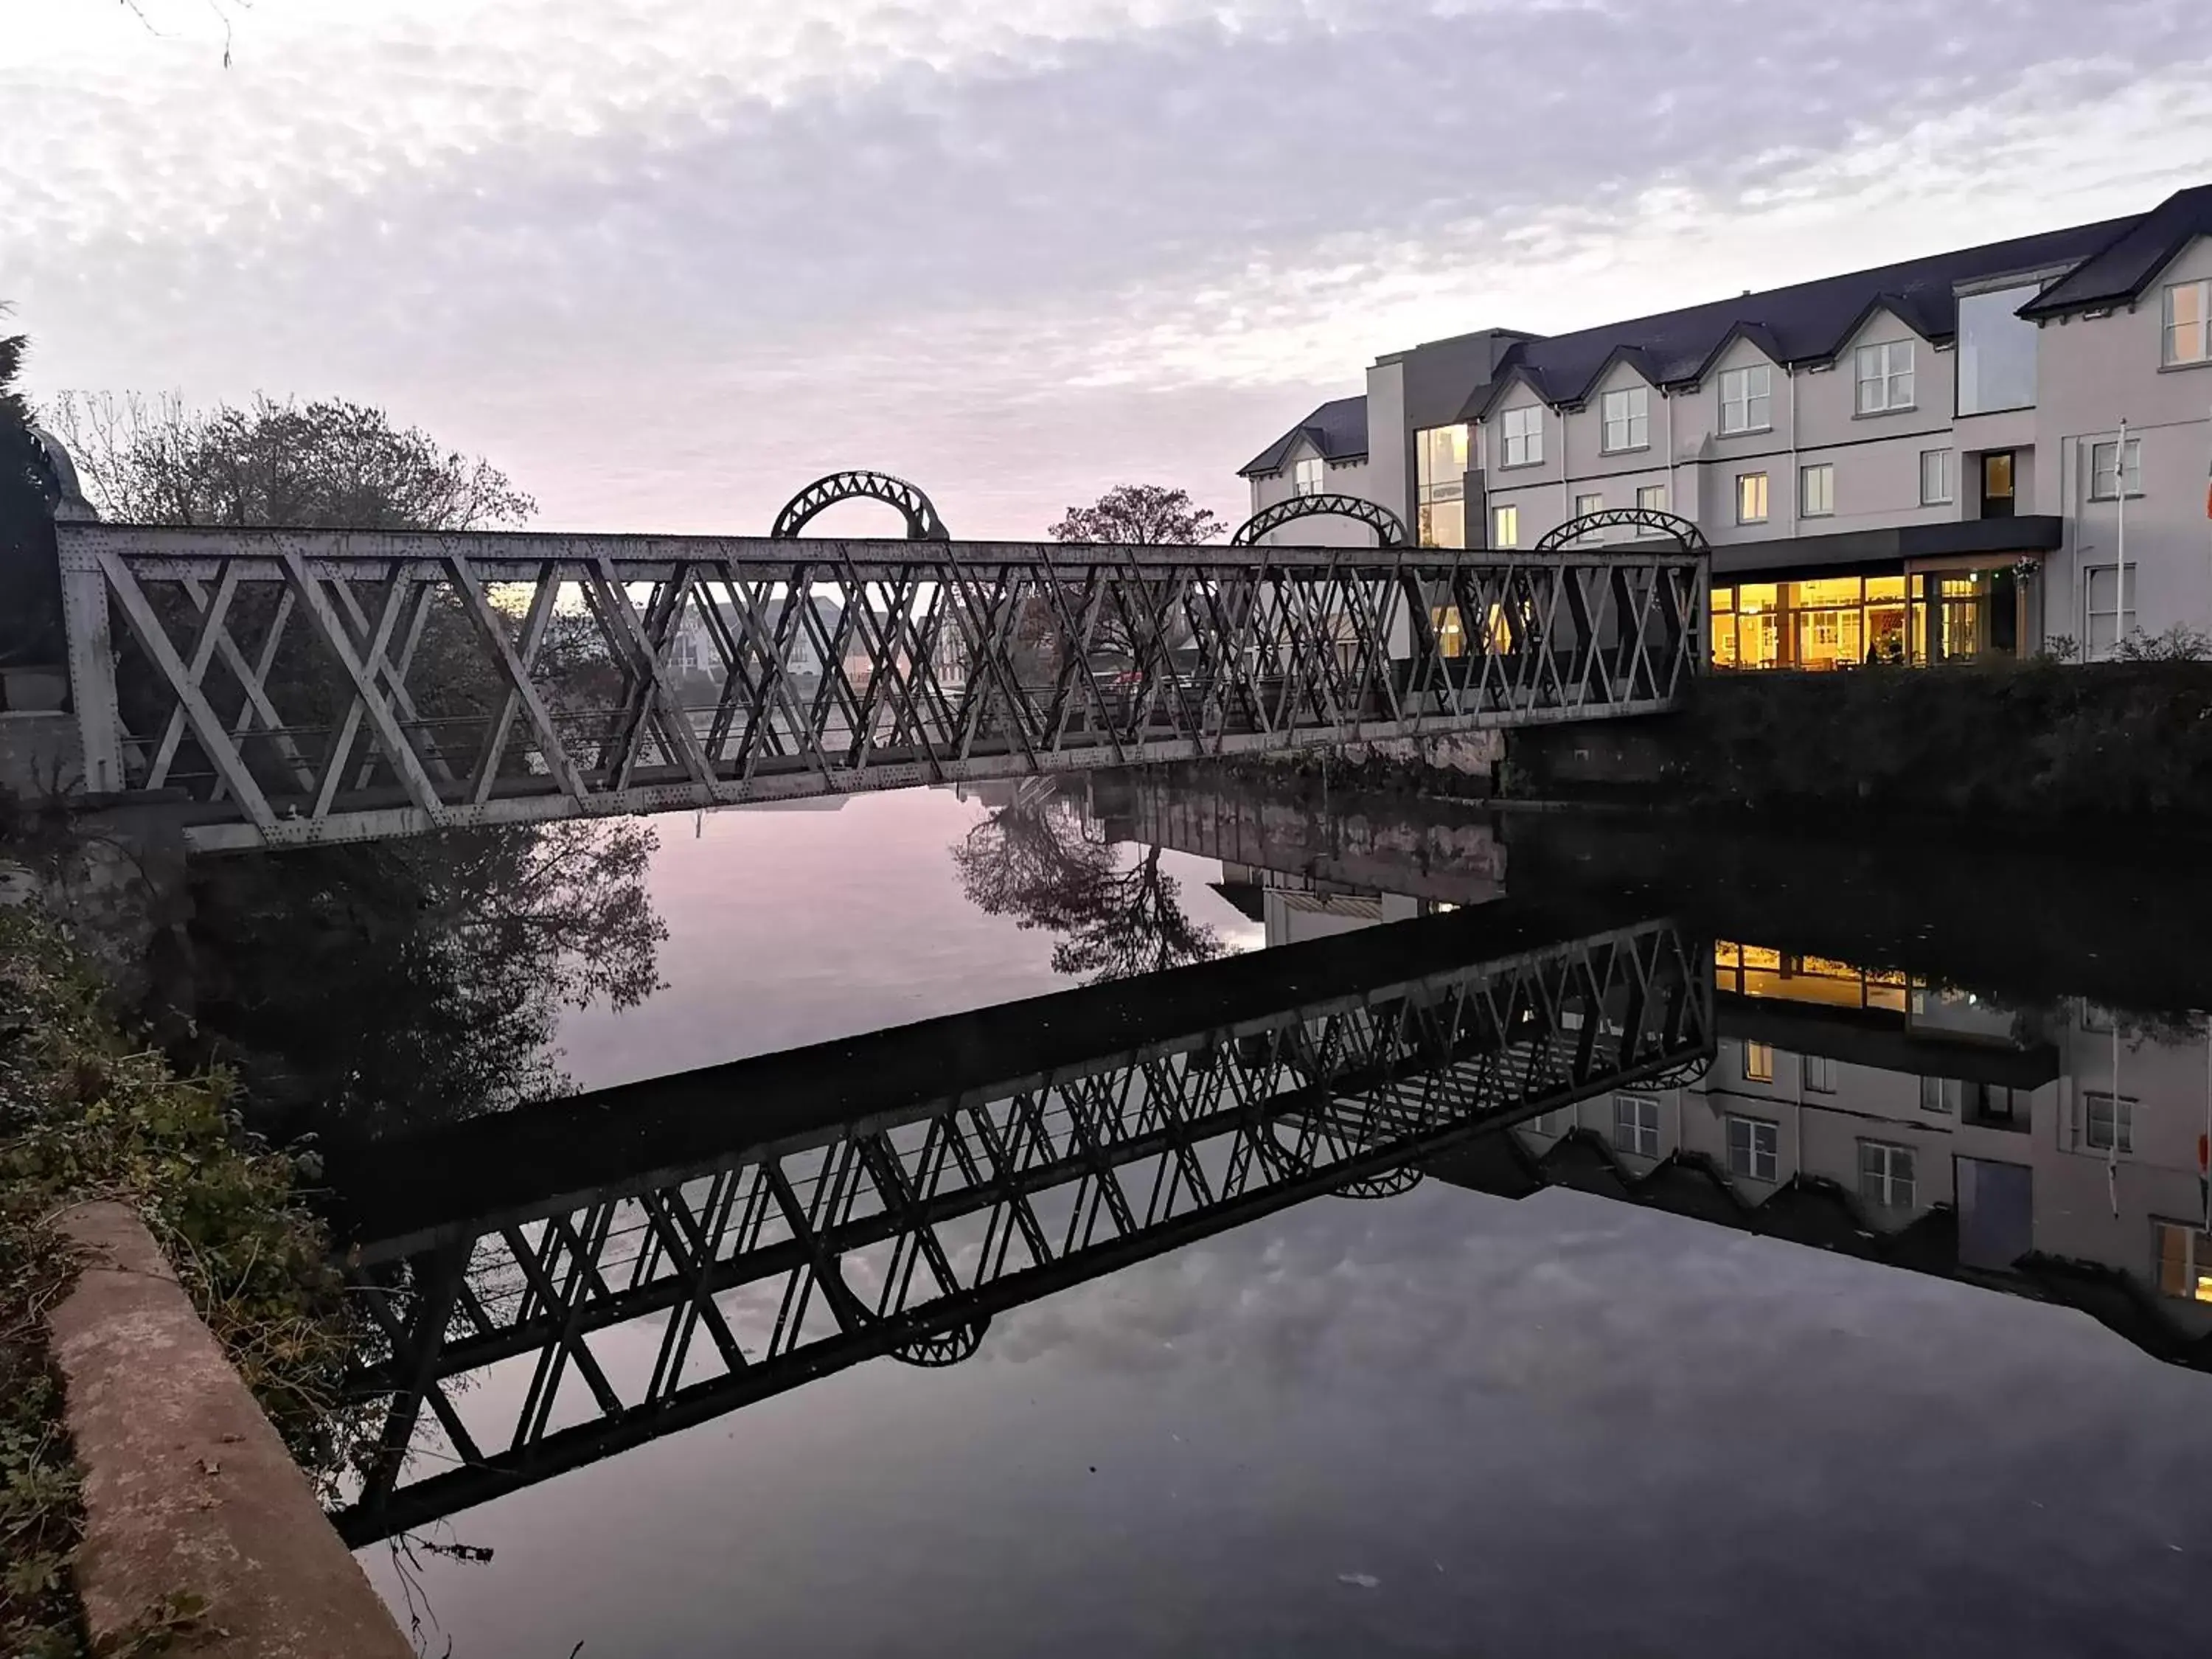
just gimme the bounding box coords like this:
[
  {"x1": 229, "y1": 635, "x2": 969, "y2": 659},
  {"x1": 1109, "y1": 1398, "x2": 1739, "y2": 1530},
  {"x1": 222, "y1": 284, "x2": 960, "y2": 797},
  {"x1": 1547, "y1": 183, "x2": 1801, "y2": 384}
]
[{"x1": 1711, "y1": 568, "x2": 2022, "y2": 671}]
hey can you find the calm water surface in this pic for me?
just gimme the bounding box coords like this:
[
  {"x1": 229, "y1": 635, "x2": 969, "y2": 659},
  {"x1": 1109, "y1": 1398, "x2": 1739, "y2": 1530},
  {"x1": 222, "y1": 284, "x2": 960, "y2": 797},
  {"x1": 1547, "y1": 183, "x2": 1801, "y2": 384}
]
[{"x1": 309, "y1": 776, "x2": 2211, "y2": 1658}]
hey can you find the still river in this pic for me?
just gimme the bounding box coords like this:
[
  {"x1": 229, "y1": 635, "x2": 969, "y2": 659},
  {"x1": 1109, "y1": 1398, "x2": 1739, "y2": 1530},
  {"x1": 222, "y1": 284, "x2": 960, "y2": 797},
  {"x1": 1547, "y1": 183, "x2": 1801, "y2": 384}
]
[{"x1": 294, "y1": 772, "x2": 2211, "y2": 1658}]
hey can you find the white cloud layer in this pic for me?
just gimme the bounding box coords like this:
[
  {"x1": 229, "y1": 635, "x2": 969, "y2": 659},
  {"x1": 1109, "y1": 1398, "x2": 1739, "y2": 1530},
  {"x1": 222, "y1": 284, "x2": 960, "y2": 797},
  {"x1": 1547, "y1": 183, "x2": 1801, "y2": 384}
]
[{"x1": 7, "y1": 1, "x2": 2209, "y2": 535}]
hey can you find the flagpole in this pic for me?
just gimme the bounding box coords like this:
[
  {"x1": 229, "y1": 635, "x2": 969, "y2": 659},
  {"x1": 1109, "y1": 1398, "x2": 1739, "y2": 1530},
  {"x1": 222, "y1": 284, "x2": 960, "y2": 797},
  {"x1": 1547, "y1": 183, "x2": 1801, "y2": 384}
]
[{"x1": 2116, "y1": 416, "x2": 2128, "y2": 655}]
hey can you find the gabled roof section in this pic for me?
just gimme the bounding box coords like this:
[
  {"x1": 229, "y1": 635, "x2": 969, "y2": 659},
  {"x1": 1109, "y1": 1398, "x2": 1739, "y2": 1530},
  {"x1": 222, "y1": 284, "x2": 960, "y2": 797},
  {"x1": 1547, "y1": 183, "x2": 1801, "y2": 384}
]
[
  {"x1": 1461, "y1": 358, "x2": 1557, "y2": 422},
  {"x1": 2018, "y1": 184, "x2": 2212, "y2": 319},
  {"x1": 1238, "y1": 395, "x2": 1368, "y2": 477},
  {"x1": 1460, "y1": 209, "x2": 2137, "y2": 416}
]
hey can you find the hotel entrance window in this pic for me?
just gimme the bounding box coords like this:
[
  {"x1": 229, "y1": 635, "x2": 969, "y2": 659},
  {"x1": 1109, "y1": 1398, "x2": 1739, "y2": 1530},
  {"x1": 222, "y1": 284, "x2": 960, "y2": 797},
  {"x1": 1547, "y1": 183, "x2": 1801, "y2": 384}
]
[{"x1": 1415, "y1": 425, "x2": 1469, "y2": 548}]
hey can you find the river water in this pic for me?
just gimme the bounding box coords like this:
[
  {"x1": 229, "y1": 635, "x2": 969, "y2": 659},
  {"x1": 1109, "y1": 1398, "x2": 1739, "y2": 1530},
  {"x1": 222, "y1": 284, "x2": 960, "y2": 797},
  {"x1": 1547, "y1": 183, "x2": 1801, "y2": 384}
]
[{"x1": 279, "y1": 772, "x2": 2211, "y2": 1658}]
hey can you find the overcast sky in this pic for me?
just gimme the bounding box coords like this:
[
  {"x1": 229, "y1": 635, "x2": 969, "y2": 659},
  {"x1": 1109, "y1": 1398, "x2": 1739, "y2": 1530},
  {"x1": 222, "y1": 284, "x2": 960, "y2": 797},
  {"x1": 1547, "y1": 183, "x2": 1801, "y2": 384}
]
[{"x1": 7, "y1": 1, "x2": 2210, "y2": 537}]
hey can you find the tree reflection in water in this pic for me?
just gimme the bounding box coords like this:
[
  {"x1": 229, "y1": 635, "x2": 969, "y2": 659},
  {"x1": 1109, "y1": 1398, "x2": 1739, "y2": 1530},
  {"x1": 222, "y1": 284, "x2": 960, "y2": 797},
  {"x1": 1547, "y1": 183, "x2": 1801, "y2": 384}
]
[
  {"x1": 187, "y1": 818, "x2": 667, "y2": 1143},
  {"x1": 953, "y1": 790, "x2": 1221, "y2": 983}
]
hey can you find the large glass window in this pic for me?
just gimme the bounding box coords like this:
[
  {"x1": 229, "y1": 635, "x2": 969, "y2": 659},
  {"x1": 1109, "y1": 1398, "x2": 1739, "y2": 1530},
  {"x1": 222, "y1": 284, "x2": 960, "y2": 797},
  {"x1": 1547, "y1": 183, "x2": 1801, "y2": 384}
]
[
  {"x1": 1719, "y1": 365, "x2": 1772, "y2": 434},
  {"x1": 2090, "y1": 438, "x2": 2143, "y2": 500},
  {"x1": 1500, "y1": 405, "x2": 1543, "y2": 467},
  {"x1": 1736, "y1": 472, "x2": 1770, "y2": 524},
  {"x1": 1855, "y1": 341, "x2": 1916, "y2": 414},
  {"x1": 1800, "y1": 463, "x2": 1834, "y2": 518},
  {"x1": 1956, "y1": 284, "x2": 2041, "y2": 414},
  {"x1": 1601, "y1": 386, "x2": 1650, "y2": 452},
  {"x1": 1920, "y1": 448, "x2": 1954, "y2": 505},
  {"x1": 1490, "y1": 503, "x2": 1520, "y2": 548},
  {"x1": 1710, "y1": 574, "x2": 1921, "y2": 670},
  {"x1": 1413, "y1": 424, "x2": 1467, "y2": 548},
  {"x1": 2164, "y1": 279, "x2": 2211, "y2": 366}
]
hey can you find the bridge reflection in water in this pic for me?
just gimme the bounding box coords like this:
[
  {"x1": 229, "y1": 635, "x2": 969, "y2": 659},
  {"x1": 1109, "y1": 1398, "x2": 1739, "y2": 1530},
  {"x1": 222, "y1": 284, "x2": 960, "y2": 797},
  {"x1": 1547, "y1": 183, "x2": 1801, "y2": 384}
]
[{"x1": 328, "y1": 905, "x2": 1711, "y2": 1543}]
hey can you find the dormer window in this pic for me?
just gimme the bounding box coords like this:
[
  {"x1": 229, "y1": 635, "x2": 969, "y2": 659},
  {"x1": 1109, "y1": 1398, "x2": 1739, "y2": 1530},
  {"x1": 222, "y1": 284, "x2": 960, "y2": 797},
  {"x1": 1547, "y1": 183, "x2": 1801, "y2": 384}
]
[
  {"x1": 2166, "y1": 279, "x2": 2211, "y2": 366},
  {"x1": 1601, "y1": 387, "x2": 1649, "y2": 452},
  {"x1": 1854, "y1": 341, "x2": 1916, "y2": 414},
  {"x1": 1719, "y1": 366, "x2": 1772, "y2": 434},
  {"x1": 1293, "y1": 456, "x2": 1324, "y2": 496},
  {"x1": 1500, "y1": 404, "x2": 1544, "y2": 467}
]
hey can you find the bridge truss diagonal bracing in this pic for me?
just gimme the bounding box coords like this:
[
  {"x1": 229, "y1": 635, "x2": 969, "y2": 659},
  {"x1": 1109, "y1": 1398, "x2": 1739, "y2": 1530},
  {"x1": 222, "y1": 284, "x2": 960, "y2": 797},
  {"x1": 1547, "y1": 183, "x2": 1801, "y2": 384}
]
[
  {"x1": 58, "y1": 524, "x2": 1705, "y2": 851},
  {"x1": 330, "y1": 915, "x2": 1713, "y2": 1543}
]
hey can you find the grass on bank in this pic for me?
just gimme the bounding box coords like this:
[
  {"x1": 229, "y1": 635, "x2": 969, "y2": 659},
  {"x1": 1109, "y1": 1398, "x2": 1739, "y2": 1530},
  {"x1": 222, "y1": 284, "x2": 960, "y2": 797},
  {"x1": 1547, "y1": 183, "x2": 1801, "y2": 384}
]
[{"x1": 0, "y1": 901, "x2": 357, "y2": 1658}]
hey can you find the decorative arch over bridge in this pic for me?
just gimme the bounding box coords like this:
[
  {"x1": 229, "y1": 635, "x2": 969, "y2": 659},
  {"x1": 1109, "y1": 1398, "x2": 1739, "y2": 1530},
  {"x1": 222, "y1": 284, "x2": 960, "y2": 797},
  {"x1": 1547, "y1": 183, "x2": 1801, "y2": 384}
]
[
  {"x1": 771, "y1": 470, "x2": 952, "y2": 541},
  {"x1": 1531, "y1": 507, "x2": 1710, "y2": 557},
  {"x1": 1231, "y1": 493, "x2": 1409, "y2": 549}
]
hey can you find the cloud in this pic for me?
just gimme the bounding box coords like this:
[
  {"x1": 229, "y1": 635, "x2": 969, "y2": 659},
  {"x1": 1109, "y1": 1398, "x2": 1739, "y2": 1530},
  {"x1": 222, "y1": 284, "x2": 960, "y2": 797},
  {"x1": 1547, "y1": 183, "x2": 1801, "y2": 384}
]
[{"x1": 5, "y1": 1, "x2": 2208, "y2": 536}]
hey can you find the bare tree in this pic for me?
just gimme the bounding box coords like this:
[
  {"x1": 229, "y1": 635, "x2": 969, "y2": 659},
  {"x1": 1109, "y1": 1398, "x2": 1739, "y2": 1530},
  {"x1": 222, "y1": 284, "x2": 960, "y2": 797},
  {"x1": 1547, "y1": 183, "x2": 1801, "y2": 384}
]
[
  {"x1": 953, "y1": 795, "x2": 1221, "y2": 984},
  {"x1": 1047, "y1": 484, "x2": 1226, "y2": 547}
]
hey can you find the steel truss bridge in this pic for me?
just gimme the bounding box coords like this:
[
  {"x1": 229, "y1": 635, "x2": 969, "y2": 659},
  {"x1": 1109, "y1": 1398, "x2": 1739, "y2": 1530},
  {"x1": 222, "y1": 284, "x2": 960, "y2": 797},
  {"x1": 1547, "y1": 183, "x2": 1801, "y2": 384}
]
[
  {"x1": 51, "y1": 476, "x2": 1706, "y2": 851},
  {"x1": 327, "y1": 903, "x2": 1713, "y2": 1543}
]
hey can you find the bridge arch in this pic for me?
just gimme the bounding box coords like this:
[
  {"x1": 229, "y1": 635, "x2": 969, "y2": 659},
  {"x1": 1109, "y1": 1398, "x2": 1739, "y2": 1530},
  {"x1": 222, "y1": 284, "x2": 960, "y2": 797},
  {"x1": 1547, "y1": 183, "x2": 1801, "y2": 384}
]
[
  {"x1": 771, "y1": 470, "x2": 952, "y2": 541},
  {"x1": 1531, "y1": 507, "x2": 1708, "y2": 557},
  {"x1": 890, "y1": 1318, "x2": 989, "y2": 1368},
  {"x1": 1230, "y1": 493, "x2": 1409, "y2": 549}
]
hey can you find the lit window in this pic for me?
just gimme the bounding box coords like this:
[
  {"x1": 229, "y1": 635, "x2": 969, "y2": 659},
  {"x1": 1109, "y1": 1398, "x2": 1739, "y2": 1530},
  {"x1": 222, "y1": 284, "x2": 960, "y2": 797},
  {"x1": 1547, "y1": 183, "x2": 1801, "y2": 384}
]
[
  {"x1": 1736, "y1": 472, "x2": 1770, "y2": 524},
  {"x1": 1293, "y1": 456, "x2": 1324, "y2": 497},
  {"x1": 1613, "y1": 1093, "x2": 1660, "y2": 1158},
  {"x1": 1800, "y1": 463, "x2": 1834, "y2": 518},
  {"x1": 2156, "y1": 1222, "x2": 2212, "y2": 1303},
  {"x1": 1920, "y1": 1076, "x2": 1963, "y2": 1114},
  {"x1": 1726, "y1": 1116, "x2": 1778, "y2": 1181},
  {"x1": 1414, "y1": 425, "x2": 1467, "y2": 548},
  {"x1": 1858, "y1": 1141, "x2": 1917, "y2": 1208},
  {"x1": 1855, "y1": 341, "x2": 1916, "y2": 414},
  {"x1": 1636, "y1": 484, "x2": 1669, "y2": 515},
  {"x1": 1719, "y1": 366, "x2": 1772, "y2": 434},
  {"x1": 2083, "y1": 1093, "x2": 2135, "y2": 1153},
  {"x1": 2163, "y1": 279, "x2": 2211, "y2": 366},
  {"x1": 2089, "y1": 438, "x2": 2143, "y2": 501},
  {"x1": 1500, "y1": 405, "x2": 1544, "y2": 467},
  {"x1": 1919, "y1": 448, "x2": 1954, "y2": 505},
  {"x1": 1742, "y1": 1041, "x2": 1774, "y2": 1082},
  {"x1": 1601, "y1": 386, "x2": 1650, "y2": 452},
  {"x1": 1803, "y1": 1054, "x2": 1837, "y2": 1093},
  {"x1": 2084, "y1": 564, "x2": 2136, "y2": 658},
  {"x1": 1491, "y1": 504, "x2": 1520, "y2": 548}
]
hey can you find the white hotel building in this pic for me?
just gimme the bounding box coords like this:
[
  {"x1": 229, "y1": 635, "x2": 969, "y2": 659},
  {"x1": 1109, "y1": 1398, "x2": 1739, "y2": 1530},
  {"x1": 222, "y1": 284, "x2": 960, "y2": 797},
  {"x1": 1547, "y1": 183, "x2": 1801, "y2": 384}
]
[{"x1": 1239, "y1": 184, "x2": 2212, "y2": 669}]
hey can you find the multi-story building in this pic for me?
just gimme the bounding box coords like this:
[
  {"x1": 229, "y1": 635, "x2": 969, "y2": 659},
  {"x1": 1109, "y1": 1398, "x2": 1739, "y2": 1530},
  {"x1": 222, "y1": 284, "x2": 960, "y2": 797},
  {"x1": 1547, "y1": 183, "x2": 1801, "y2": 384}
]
[{"x1": 1239, "y1": 185, "x2": 2212, "y2": 666}]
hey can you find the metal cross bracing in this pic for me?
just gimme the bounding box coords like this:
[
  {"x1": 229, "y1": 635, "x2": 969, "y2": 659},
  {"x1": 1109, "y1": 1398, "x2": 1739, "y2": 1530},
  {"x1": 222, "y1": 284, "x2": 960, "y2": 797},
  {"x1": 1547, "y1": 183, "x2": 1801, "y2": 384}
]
[
  {"x1": 330, "y1": 912, "x2": 1712, "y2": 1543},
  {"x1": 55, "y1": 521, "x2": 1705, "y2": 852}
]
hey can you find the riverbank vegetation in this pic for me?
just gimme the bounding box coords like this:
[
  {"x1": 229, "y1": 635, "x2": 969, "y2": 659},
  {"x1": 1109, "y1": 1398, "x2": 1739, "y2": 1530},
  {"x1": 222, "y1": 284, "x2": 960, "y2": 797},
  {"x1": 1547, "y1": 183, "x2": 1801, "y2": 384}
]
[{"x1": 0, "y1": 903, "x2": 357, "y2": 1658}]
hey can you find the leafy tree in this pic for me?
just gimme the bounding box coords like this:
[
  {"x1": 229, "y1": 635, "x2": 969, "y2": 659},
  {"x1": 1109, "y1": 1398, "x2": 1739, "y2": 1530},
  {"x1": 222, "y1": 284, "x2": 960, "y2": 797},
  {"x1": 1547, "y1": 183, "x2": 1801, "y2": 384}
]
[
  {"x1": 46, "y1": 392, "x2": 533, "y2": 529},
  {"x1": 953, "y1": 793, "x2": 1220, "y2": 984},
  {"x1": 54, "y1": 390, "x2": 667, "y2": 1138},
  {"x1": 0, "y1": 319, "x2": 61, "y2": 671}
]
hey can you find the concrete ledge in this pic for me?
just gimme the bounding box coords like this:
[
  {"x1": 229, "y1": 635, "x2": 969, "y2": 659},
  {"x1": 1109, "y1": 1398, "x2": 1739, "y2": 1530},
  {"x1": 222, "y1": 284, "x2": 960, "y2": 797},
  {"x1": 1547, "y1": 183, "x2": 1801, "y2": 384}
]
[{"x1": 47, "y1": 1201, "x2": 410, "y2": 1659}]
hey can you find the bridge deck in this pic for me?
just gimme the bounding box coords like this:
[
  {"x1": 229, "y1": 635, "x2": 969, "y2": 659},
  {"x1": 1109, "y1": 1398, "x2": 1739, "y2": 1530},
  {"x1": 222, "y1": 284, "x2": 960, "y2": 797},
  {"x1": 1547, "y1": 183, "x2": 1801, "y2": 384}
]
[{"x1": 56, "y1": 523, "x2": 1705, "y2": 851}]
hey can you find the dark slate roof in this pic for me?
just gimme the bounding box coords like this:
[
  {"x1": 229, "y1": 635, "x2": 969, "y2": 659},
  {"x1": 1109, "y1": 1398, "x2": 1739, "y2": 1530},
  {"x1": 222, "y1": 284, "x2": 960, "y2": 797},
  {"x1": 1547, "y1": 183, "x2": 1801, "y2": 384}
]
[
  {"x1": 2020, "y1": 183, "x2": 2212, "y2": 318},
  {"x1": 1238, "y1": 395, "x2": 1368, "y2": 477},
  {"x1": 1467, "y1": 209, "x2": 2141, "y2": 418}
]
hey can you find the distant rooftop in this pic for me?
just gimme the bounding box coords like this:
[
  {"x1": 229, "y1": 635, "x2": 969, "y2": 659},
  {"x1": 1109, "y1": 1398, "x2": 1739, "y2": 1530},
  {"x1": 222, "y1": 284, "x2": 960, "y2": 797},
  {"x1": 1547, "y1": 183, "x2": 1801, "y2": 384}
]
[{"x1": 1237, "y1": 394, "x2": 1368, "y2": 479}]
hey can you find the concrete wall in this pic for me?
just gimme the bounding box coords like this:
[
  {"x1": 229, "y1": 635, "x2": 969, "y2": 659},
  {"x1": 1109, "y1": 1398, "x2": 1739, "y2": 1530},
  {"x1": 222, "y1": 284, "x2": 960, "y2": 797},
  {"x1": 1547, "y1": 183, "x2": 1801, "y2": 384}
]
[{"x1": 1364, "y1": 358, "x2": 1410, "y2": 527}]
